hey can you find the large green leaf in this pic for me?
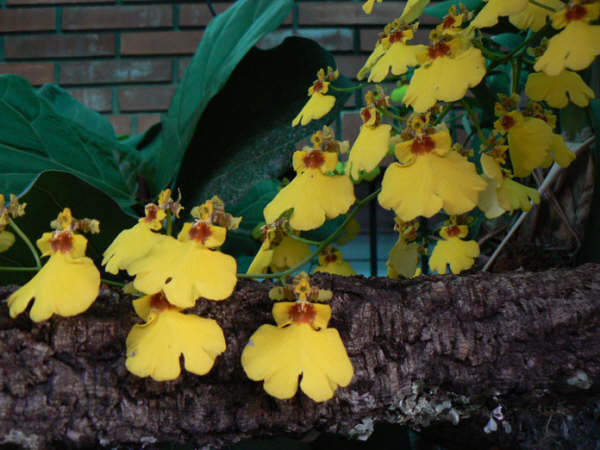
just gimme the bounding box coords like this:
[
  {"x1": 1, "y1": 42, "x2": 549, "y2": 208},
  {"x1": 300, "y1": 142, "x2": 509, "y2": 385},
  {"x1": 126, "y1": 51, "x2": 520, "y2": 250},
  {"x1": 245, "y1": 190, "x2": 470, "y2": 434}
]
[
  {"x1": 176, "y1": 36, "x2": 353, "y2": 209},
  {"x1": 140, "y1": 0, "x2": 294, "y2": 194},
  {"x1": 0, "y1": 75, "x2": 140, "y2": 209},
  {"x1": 0, "y1": 170, "x2": 136, "y2": 284},
  {"x1": 37, "y1": 84, "x2": 116, "y2": 139}
]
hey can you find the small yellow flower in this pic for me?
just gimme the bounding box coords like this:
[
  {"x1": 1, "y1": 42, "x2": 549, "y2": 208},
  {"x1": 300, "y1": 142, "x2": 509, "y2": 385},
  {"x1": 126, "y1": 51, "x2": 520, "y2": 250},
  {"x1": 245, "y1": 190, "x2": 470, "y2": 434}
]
[
  {"x1": 346, "y1": 108, "x2": 392, "y2": 181},
  {"x1": 127, "y1": 222, "x2": 237, "y2": 308},
  {"x1": 368, "y1": 28, "x2": 426, "y2": 83},
  {"x1": 362, "y1": 0, "x2": 382, "y2": 14},
  {"x1": 534, "y1": 1, "x2": 600, "y2": 76},
  {"x1": 471, "y1": 0, "x2": 528, "y2": 28},
  {"x1": 241, "y1": 301, "x2": 353, "y2": 402},
  {"x1": 400, "y1": 0, "x2": 431, "y2": 24},
  {"x1": 525, "y1": 70, "x2": 595, "y2": 108},
  {"x1": 247, "y1": 234, "x2": 311, "y2": 275},
  {"x1": 264, "y1": 150, "x2": 355, "y2": 231},
  {"x1": 508, "y1": 0, "x2": 564, "y2": 31},
  {"x1": 358, "y1": 38, "x2": 387, "y2": 81},
  {"x1": 386, "y1": 238, "x2": 419, "y2": 279},
  {"x1": 292, "y1": 69, "x2": 338, "y2": 127},
  {"x1": 429, "y1": 225, "x2": 479, "y2": 274},
  {"x1": 102, "y1": 204, "x2": 166, "y2": 275},
  {"x1": 403, "y1": 39, "x2": 486, "y2": 112},
  {"x1": 313, "y1": 246, "x2": 356, "y2": 276},
  {"x1": 378, "y1": 127, "x2": 487, "y2": 221},
  {"x1": 0, "y1": 230, "x2": 15, "y2": 252},
  {"x1": 8, "y1": 208, "x2": 100, "y2": 322},
  {"x1": 125, "y1": 292, "x2": 226, "y2": 381}
]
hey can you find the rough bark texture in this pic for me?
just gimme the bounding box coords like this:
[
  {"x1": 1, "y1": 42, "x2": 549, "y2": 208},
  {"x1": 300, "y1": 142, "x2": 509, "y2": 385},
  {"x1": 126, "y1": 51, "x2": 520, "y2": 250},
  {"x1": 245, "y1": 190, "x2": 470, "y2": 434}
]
[{"x1": 1, "y1": 264, "x2": 599, "y2": 449}]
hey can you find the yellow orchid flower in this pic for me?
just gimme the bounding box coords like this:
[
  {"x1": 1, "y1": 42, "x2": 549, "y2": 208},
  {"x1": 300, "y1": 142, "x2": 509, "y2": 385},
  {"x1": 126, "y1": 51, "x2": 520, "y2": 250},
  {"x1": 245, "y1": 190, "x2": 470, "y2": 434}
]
[
  {"x1": 292, "y1": 68, "x2": 338, "y2": 127},
  {"x1": 368, "y1": 27, "x2": 426, "y2": 83},
  {"x1": 429, "y1": 225, "x2": 479, "y2": 274},
  {"x1": 362, "y1": 0, "x2": 382, "y2": 14},
  {"x1": 313, "y1": 246, "x2": 356, "y2": 276},
  {"x1": 525, "y1": 70, "x2": 595, "y2": 108},
  {"x1": 509, "y1": 0, "x2": 564, "y2": 31},
  {"x1": 471, "y1": 0, "x2": 528, "y2": 28},
  {"x1": 247, "y1": 235, "x2": 311, "y2": 275}
]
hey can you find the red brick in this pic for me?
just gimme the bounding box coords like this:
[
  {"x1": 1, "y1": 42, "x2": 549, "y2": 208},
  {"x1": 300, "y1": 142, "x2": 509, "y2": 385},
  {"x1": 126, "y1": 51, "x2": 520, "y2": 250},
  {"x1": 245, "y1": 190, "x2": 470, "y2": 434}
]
[
  {"x1": 179, "y1": 3, "x2": 292, "y2": 27},
  {"x1": 137, "y1": 113, "x2": 161, "y2": 133},
  {"x1": 0, "y1": 62, "x2": 54, "y2": 85},
  {"x1": 121, "y1": 31, "x2": 203, "y2": 55},
  {"x1": 60, "y1": 59, "x2": 171, "y2": 85},
  {"x1": 63, "y1": 5, "x2": 172, "y2": 31},
  {"x1": 341, "y1": 111, "x2": 362, "y2": 143},
  {"x1": 298, "y1": 2, "x2": 440, "y2": 26},
  {"x1": 107, "y1": 115, "x2": 132, "y2": 136},
  {"x1": 258, "y1": 28, "x2": 353, "y2": 52},
  {"x1": 360, "y1": 28, "x2": 429, "y2": 51},
  {"x1": 68, "y1": 88, "x2": 112, "y2": 113},
  {"x1": 7, "y1": 0, "x2": 111, "y2": 4},
  {"x1": 4, "y1": 34, "x2": 114, "y2": 59},
  {"x1": 0, "y1": 8, "x2": 55, "y2": 32},
  {"x1": 118, "y1": 85, "x2": 175, "y2": 112}
]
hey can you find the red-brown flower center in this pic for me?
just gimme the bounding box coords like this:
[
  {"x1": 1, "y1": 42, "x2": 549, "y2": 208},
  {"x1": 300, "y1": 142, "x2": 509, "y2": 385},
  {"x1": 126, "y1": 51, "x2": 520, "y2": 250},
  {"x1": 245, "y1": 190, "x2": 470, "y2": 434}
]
[
  {"x1": 189, "y1": 222, "x2": 212, "y2": 244},
  {"x1": 150, "y1": 291, "x2": 171, "y2": 311},
  {"x1": 289, "y1": 302, "x2": 317, "y2": 325},
  {"x1": 50, "y1": 231, "x2": 73, "y2": 253},
  {"x1": 361, "y1": 107, "x2": 372, "y2": 124},
  {"x1": 144, "y1": 204, "x2": 158, "y2": 223},
  {"x1": 446, "y1": 225, "x2": 461, "y2": 237},
  {"x1": 565, "y1": 4, "x2": 586, "y2": 22},
  {"x1": 389, "y1": 30, "x2": 405, "y2": 43},
  {"x1": 411, "y1": 135, "x2": 436, "y2": 155},
  {"x1": 325, "y1": 252, "x2": 338, "y2": 263},
  {"x1": 442, "y1": 15, "x2": 456, "y2": 29},
  {"x1": 428, "y1": 41, "x2": 451, "y2": 59},
  {"x1": 303, "y1": 150, "x2": 325, "y2": 169},
  {"x1": 500, "y1": 115, "x2": 515, "y2": 130},
  {"x1": 313, "y1": 80, "x2": 324, "y2": 93}
]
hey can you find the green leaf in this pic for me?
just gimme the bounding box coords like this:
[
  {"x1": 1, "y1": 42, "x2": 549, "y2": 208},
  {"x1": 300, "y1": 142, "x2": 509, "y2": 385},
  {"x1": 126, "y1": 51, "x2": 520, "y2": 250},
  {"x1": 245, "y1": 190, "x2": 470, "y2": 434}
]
[
  {"x1": 37, "y1": 84, "x2": 116, "y2": 139},
  {"x1": 0, "y1": 170, "x2": 136, "y2": 284},
  {"x1": 560, "y1": 103, "x2": 591, "y2": 141},
  {"x1": 177, "y1": 36, "x2": 352, "y2": 209},
  {"x1": 140, "y1": 0, "x2": 294, "y2": 194},
  {"x1": 424, "y1": 0, "x2": 483, "y2": 18},
  {"x1": 0, "y1": 74, "x2": 140, "y2": 209},
  {"x1": 490, "y1": 33, "x2": 525, "y2": 52}
]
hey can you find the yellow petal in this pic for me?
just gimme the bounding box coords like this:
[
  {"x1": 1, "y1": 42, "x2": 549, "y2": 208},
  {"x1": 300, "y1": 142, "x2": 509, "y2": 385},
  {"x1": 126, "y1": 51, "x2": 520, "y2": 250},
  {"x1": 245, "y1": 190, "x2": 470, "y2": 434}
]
[
  {"x1": 386, "y1": 238, "x2": 419, "y2": 279},
  {"x1": 471, "y1": 0, "x2": 528, "y2": 28},
  {"x1": 368, "y1": 42, "x2": 425, "y2": 83},
  {"x1": 358, "y1": 41, "x2": 386, "y2": 80},
  {"x1": 37, "y1": 232, "x2": 88, "y2": 258},
  {"x1": 480, "y1": 153, "x2": 503, "y2": 184},
  {"x1": 271, "y1": 236, "x2": 311, "y2": 272},
  {"x1": 549, "y1": 133, "x2": 575, "y2": 168},
  {"x1": 177, "y1": 222, "x2": 227, "y2": 248},
  {"x1": 497, "y1": 178, "x2": 540, "y2": 213},
  {"x1": 534, "y1": 21, "x2": 600, "y2": 76},
  {"x1": 292, "y1": 92, "x2": 336, "y2": 127},
  {"x1": 429, "y1": 237, "x2": 479, "y2": 274},
  {"x1": 8, "y1": 253, "x2": 100, "y2": 322},
  {"x1": 132, "y1": 294, "x2": 153, "y2": 321},
  {"x1": 241, "y1": 321, "x2": 353, "y2": 402},
  {"x1": 346, "y1": 124, "x2": 392, "y2": 180},
  {"x1": 313, "y1": 260, "x2": 356, "y2": 276},
  {"x1": 478, "y1": 176, "x2": 506, "y2": 219},
  {"x1": 400, "y1": 0, "x2": 431, "y2": 24},
  {"x1": 264, "y1": 170, "x2": 355, "y2": 231},
  {"x1": 508, "y1": 0, "x2": 564, "y2": 31},
  {"x1": 247, "y1": 240, "x2": 274, "y2": 275},
  {"x1": 0, "y1": 230, "x2": 15, "y2": 253},
  {"x1": 272, "y1": 302, "x2": 331, "y2": 328},
  {"x1": 507, "y1": 117, "x2": 553, "y2": 177},
  {"x1": 128, "y1": 238, "x2": 237, "y2": 308},
  {"x1": 126, "y1": 309, "x2": 226, "y2": 381},
  {"x1": 404, "y1": 47, "x2": 486, "y2": 113},
  {"x1": 379, "y1": 151, "x2": 487, "y2": 221},
  {"x1": 526, "y1": 70, "x2": 595, "y2": 108},
  {"x1": 362, "y1": 0, "x2": 381, "y2": 14},
  {"x1": 102, "y1": 223, "x2": 165, "y2": 275}
]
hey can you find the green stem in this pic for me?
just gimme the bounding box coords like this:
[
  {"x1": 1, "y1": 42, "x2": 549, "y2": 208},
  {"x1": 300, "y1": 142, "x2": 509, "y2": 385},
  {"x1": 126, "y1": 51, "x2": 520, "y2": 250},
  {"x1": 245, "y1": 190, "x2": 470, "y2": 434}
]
[
  {"x1": 0, "y1": 266, "x2": 39, "y2": 272},
  {"x1": 377, "y1": 107, "x2": 405, "y2": 121},
  {"x1": 511, "y1": 56, "x2": 523, "y2": 94},
  {"x1": 166, "y1": 210, "x2": 173, "y2": 236},
  {"x1": 473, "y1": 40, "x2": 505, "y2": 60},
  {"x1": 460, "y1": 100, "x2": 487, "y2": 146},
  {"x1": 285, "y1": 232, "x2": 321, "y2": 246},
  {"x1": 488, "y1": 27, "x2": 546, "y2": 71},
  {"x1": 433, "y1": 102, "x2": 454, "y2": 125},
  {"x1": 529, "y1": 0, "x2": 557, "y2": 11},
  {"x1": 238, "y1": 188, "x2": 382, "y2": 279},
  {"x1": 329, "y1": 82, "x2": 369, "y2": 92},
  {"x1": 102, "y1": 278, "x2": 125, "y2": 288},
  {"x1": 9, "y1": 219, "x2": 41, "y2": 268}
]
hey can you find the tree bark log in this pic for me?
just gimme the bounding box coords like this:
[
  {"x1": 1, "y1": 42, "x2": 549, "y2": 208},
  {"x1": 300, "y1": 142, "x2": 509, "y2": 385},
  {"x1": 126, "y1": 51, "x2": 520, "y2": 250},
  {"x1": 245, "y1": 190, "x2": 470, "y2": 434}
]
[{"x1": 1, "y1": 264, "x2": 599, "y2": 449}]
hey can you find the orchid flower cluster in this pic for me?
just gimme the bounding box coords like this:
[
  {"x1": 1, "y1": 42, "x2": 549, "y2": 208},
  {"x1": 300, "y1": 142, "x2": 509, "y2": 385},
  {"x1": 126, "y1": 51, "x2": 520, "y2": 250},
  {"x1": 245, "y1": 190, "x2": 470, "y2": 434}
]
[{"x1": 274, "y1": 0, "x2": 597, "y2": 279}]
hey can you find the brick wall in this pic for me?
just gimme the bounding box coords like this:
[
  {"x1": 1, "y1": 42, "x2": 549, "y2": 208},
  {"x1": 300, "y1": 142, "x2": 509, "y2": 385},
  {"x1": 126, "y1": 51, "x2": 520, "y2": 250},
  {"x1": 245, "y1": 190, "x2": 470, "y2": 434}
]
[{"x1": 0, "y1": 0, "x2": 440, "y2": 275}]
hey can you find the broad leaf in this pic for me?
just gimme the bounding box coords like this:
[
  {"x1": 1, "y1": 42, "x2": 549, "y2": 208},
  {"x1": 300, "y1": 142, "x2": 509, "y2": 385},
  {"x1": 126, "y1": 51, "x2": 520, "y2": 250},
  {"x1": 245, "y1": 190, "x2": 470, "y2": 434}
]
[
  {"x1": 491, "y1": 33, "x2": 524, "y2": 52},
  {"x1": 37, "y1": 84, "x2": 116, "y2": 139},
  {"x1": 0, "y1": 170, "x2": 136, "y2": 284},
  {"x1": 140, "y1": 0, "x2": 294, "y2": 194},
  {"x1": 0, "y1": 75, "x2": 140, "y2": 209},
  {"x1": 177, "y1": 36, "x2": 353, "y2": 208}
]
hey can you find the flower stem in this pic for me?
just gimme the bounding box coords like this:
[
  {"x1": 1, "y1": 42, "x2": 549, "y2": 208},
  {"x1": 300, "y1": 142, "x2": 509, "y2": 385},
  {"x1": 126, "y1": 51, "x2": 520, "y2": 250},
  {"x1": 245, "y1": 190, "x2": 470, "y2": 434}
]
[
  {"x1": 166, "y1": 211, "x2": 173, "y2": 236},
  {"x1": 238, "y1": 188, "x2": 382, "y2": 279},
  {"x1": 0, "y1": 266, "x2": 39, "y2": 272},
  {"x1": 528, "y1": 0, "x2": 557, "y2": 11},
  {"x1": 329, "y1": 82, "x2": 369, "y2": 92},
  {"x1": 9, "y1": 219, "x2": 41, "y2": 268},
  {"x1": 433, "y1": 102, "x2": 454, "y2": 125},
  {"x1": 285, "y1": 232, "x2": 321, "y2": 246},
  {"x1": 377, "y1": 107, "x2": 405, "y2": 121},
  {"x1": 102, "y1": 278, "x2": 125, "y2": 288},
  {"x1": 511, "y1": 57, "x2": 522, "y2": 94},
  {"x1": 460, "y1": 100, "x2": 487, "y2": 146}
]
